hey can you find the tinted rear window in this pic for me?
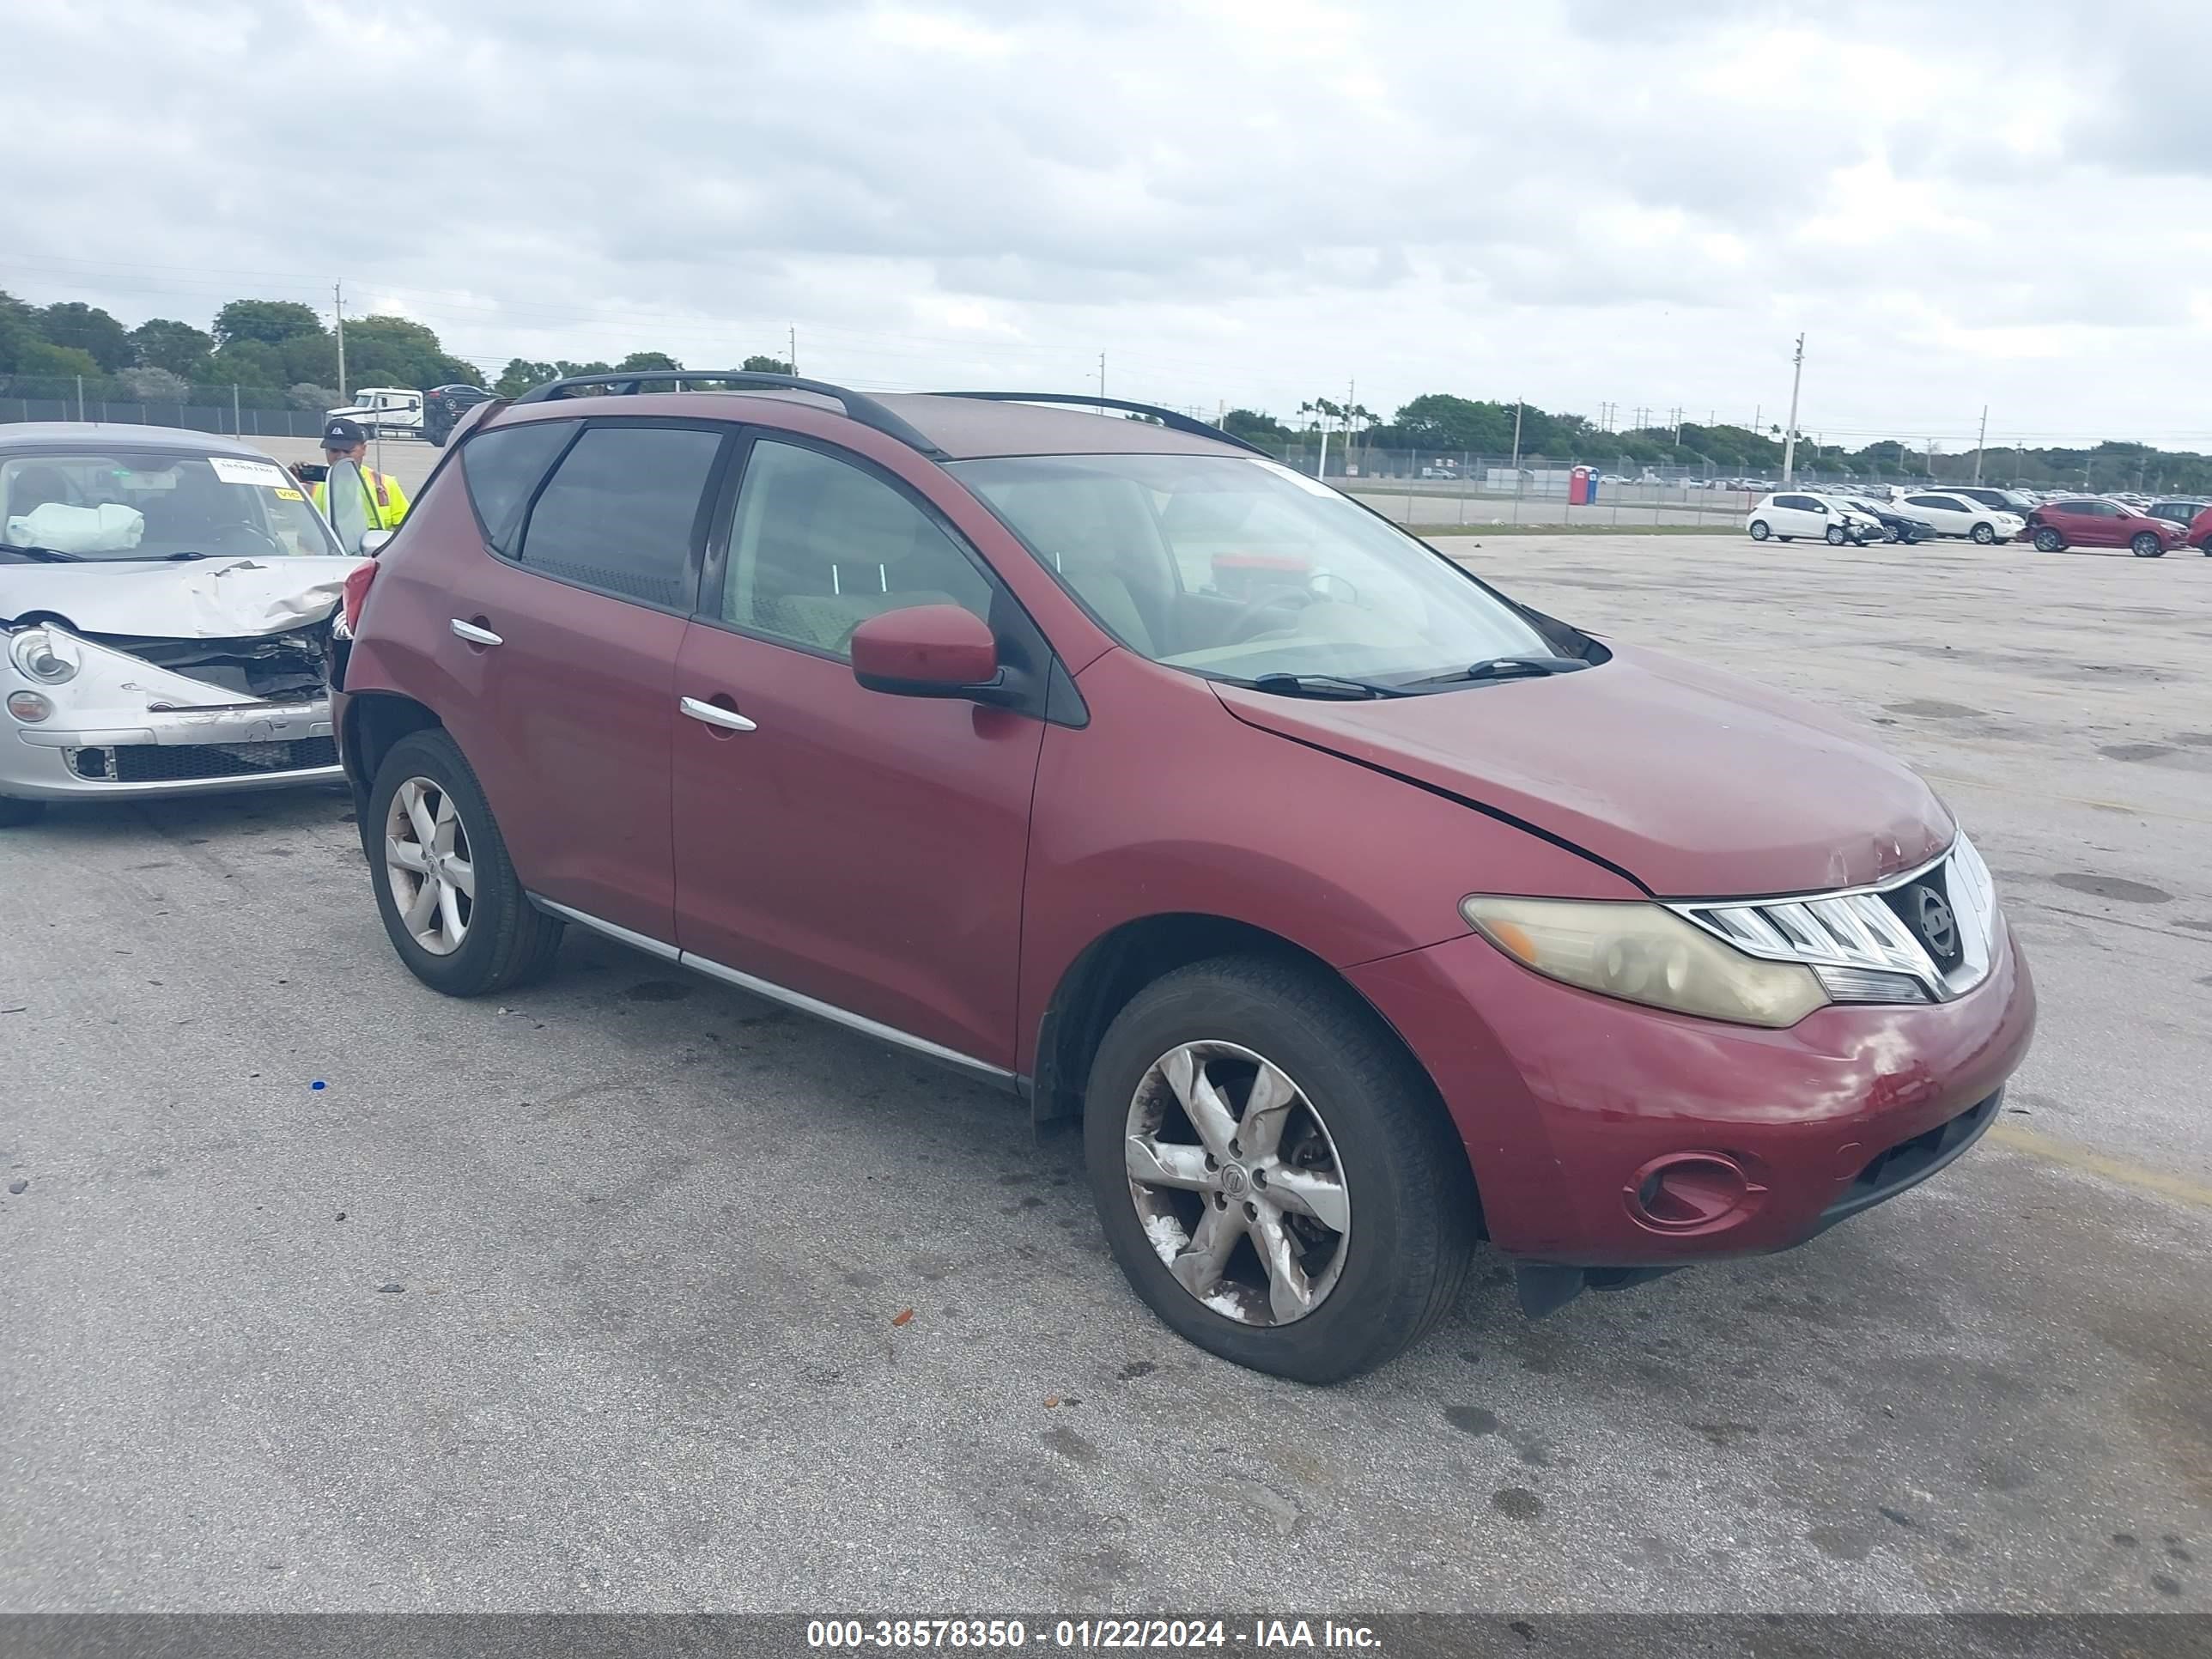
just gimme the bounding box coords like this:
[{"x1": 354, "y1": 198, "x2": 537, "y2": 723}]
[
  {"x1": 516, "y1": 424, "x2": 724, "y2": 608},
  {"x1": 461, "y1": 421, "x2": 575, "y2": 556}
]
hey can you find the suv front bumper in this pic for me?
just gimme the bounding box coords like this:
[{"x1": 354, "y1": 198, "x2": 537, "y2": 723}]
[{"x1": 1347, "y1": 912, "x2": 2035, "y2": 1271}]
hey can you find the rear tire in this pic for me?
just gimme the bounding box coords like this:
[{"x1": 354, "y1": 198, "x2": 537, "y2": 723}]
[
  {"x1": 2033, "y1": 527, "x2": 2066, "y2": 552},
  {"x1": 2131, "y1": 532, "x2": 2165, "y2": 558},
  {"x1": 1083, "y1": 955, "x2": 1479, "y2": 1383},
  {"x1": 366, "y1": 728, "x2": 563, "y2": 997},
  {"x1": 0, "y1": 795, "x2": 47, "y2": 828},
  {"x1": 1748, "y1": 520, "x2": 1771, "y2": 541}
]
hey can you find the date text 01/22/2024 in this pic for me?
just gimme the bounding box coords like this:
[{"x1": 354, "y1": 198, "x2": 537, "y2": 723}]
[{"x1": 805, "y1": 1620, "x2": 1383, "y2": 1650}]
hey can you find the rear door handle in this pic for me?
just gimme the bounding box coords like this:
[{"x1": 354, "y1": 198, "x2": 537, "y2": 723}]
[
  {"x1": 680, "y1": 696, "x2": 757, "y2": 733},
  {"x1": 450, "y1": 618, "x2": 502, "y2": 647}
]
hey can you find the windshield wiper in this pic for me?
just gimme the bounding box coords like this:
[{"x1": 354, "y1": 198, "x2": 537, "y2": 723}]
[
  {"x1": 1246, "y1": 672, "x2": 1406, "y2": 701},
  {"x1": 1405, "y1": 655, "x2": 1591, "y2": 687},
  {"x1": 0, "y1": 540, "x2": 83, "y2": 563}
]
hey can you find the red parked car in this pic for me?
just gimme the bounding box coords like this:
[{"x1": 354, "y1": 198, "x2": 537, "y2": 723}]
[
  {"x1": 2024, "y1": 496, "x2": 2188, "y2": 557},
  {"x1": 2185, "y1": 503, "x2": 2212, "y2": 554},
  {"x1": 332, "y1": 374, "x2": 2035, "y2": 1382}
]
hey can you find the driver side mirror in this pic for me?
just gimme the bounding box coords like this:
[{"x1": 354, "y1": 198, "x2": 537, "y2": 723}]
[
  {"x1": 361, "y1": 529, "x2": 395, "y2": 556},
  {"x1": 850, "y1": 605, "x2": 1004, "y2": 701}
]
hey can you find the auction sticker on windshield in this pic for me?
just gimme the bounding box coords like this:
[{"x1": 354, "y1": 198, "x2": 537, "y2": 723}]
[{"x1": 207, "y1": 458, "x2": 293, "y2": 489}]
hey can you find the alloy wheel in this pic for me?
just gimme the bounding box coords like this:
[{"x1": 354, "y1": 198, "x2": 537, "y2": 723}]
[
  {"x1": 1122, "y1": 1040, "x2": 1351, "y2": 1327},
  {"x1": 384, "y1": 775, "x2": 475, "y2": 956}
]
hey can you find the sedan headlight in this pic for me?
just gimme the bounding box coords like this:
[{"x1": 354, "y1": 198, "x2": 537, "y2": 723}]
[
  {"x1": 8, "y1": 627, "x2": 81, "y2": 684},
  {"x1": 1462, "y1": 896, "x2": 1828, "y2": 1028}
]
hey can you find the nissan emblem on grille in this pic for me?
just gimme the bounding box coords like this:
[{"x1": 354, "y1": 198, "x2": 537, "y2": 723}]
[{"x1": 1911, "y1": 884, "x2": 1959, "y2": 963}]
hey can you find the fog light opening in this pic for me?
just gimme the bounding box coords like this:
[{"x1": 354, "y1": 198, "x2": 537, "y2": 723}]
[{"x1": 1625, "y1": 1152, "x2": 1758, "y2": 1233}]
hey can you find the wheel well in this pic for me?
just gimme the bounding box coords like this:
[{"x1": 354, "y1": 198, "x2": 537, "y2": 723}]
[
  {"x1": 1030, "y1": 914, "x2": 1413, "y2": 1132},
  {"x1": 342, "y1": 692, "x2": 442, "y2": 805}
]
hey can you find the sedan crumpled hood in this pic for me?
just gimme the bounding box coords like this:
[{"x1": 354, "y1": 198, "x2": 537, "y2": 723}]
[
  {"x1": 1212, "y1": 642, "x2": 1954, "y2": 899},
  {"x1": 0, "y1": 556, "x2": 359, "y2": 638}
]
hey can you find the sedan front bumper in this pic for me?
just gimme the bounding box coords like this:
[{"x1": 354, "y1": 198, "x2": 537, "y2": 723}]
[{"x1": 5, "y1": 696, "x2": 340, "y2": 800}]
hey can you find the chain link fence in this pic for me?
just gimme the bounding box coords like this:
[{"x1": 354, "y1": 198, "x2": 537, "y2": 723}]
[{"x1": 0, "y1": 376, "x2": 331, "y2": 439}]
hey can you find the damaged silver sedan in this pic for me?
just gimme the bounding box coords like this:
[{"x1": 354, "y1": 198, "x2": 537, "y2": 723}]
[{"x1": 2, "y1": 424, "x2": 364, "y2": 827}]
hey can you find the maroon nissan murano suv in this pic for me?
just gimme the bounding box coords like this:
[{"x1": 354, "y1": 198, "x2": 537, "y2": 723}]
[{"x1": 332, "y1": 374, "x2": 2036, "y2": 1382}]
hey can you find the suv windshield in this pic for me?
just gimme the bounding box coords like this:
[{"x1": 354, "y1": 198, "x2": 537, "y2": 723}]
[
  {"x1": 951, "y1": 453, "x2": 1565, "y2": 689},
  {"x1": 0, "y1": 448, "x2": 341, "y2": 562}
]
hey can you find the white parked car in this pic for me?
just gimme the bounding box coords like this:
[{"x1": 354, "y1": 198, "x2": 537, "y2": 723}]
[
  {"x1": 1893, "y1": 492, "x2": 2025, "y2": 544},
  {"x1": 2, "y1": 425, "x2": 359, "y2": 828},
  {"x1": 1745, "y1": 492, "x2": 1887, "y2": 545}
]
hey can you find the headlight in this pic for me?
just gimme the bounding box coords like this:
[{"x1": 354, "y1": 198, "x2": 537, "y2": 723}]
[
  {"x1": 8, "y1": 627, "x2": 81, "y2": 684},
  {"x1": 1461, "y1": 896, "x2": 1827, "y2": 1028}
]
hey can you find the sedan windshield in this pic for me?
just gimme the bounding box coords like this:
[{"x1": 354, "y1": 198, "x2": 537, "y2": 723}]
[
  {"x1": 951, "y1": 453, "x2": 1566, "y2": 690},
  {"x1": 0, "y1": 448, "x2": 341, "y2": 562}
]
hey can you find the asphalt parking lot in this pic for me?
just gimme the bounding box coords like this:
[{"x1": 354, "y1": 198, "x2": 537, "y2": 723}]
[{"x1": 3, "y1": 532, "x2": 2207, "y2": 1613}]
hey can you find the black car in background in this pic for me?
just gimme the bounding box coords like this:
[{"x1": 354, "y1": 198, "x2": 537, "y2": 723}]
[
  {"x1": 422, "y1": 384, "x2": 493, "y2": 447},
  {"x1": 1843, "y1": 497, "x2": 1937, "y2": 544}
]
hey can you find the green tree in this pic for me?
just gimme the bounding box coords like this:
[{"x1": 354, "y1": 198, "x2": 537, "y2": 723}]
[
  {"x1": 213, "y1": 338, "x2": 289, "y2": 386},
  {"x1": 36, "y1": 302, "x2": 132, "y2": 371},
  {"x1": 1390, "y1": 394, "x2": 1516, "y2": 453},
  {"x1": 0, "y1": 289, "x2": 40, "y2": 373},
  {"x1": 130, "y1": 318, "x2": 216, "y2": 381},
  {"x1": 618, "y1": 350, "x2": 682, "y2": 372},
  {"x1": 741, "y1": 355, "x2": 793, "y2": 374},
  {"x1": 495, "y1": 358, "x2": 560, "y2": 397},
  {"x1": 1221, "y1": 408, "x2": 1291, "y2": 442},
  {"x1": 213, "y1": 299, "x2": 325, "y2": 348},
  {"x1": 280, "y1": 331, "x2": 340, "y2": 387},
  {"x1": 15, "y1": 342, "x2": 101, "y2": 378}
]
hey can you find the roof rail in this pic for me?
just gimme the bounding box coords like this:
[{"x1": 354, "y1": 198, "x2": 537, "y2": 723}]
[
  {"x1": 929, "y1": 392, "x2": 1269, "y2": 456},
  {"x1": 510, "y1": 370, "x2": 948, "y2": 459}
]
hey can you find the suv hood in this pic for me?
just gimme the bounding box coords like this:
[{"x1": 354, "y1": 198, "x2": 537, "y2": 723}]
[
  {"x1": 1212, "y1": 643, "x2": 1953, "y2": 899},
  {"x1": 1, "y1": 556, "x2": 358, "y2": 638}
]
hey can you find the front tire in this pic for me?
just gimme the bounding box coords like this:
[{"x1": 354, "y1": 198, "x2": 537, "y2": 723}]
[
  {"x1": 1971, "y1": 522, "x2": 1997, "y2": 544},
  {"x1": 1083, "y1": 955, "x2": 1478, "y2": 1383},
  {"x1": 1826, "y1": 525, "x2": 1847, "y2": 545},
  {"x1": 1748, "y1": 520, "x2": 1771, "y2": 541},
  {"x1": 2131, "y1": 532, "x2": 2165, "y2": 558},
  {"x1": 0, "y1": 795, "x2": 46, "y2": 828},
  {"x1": 2033, "y1": 527, "x2": 2066, "y2": 552},
  {"x1": 366, "y1": 728, "x2": 563, "y2": 996}
]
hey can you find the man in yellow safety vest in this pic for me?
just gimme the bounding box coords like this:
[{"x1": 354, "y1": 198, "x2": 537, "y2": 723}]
[{"x1": 310, "y1": 416, "x2": 410, "y2": 529}]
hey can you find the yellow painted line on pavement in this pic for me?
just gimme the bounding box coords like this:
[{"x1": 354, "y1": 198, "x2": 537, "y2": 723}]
[
  {"x1": 1923, "y1": 772, "x2": 2212, "y2": 829},
  {"x1": 1987, "y1": 1122, "x2": 2212, "y2": 1212}
]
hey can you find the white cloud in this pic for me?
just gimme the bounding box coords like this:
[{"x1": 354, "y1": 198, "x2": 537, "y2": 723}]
[{"x1": 3, "y1": 0, "x2": 2208, "y2": 447}]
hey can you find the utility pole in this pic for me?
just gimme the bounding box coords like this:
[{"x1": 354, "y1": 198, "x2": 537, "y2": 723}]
[
  {"x1": 1510, "y1": 397, "x2": 1524, "y2": 473},
  {"x1": 334, "y1": 283, "x2": 347, "y2": 401},
  {"x1": 1097, "y1": 352, "x2": 1106, "y2": 412},
  {"x1": 1780, "y1": 333, "x2": 1805, "y2": 483},
  {"x1": 788, "y1": 325, "x2": 799, "y2": 375},
  {"x1": 1926, "y1": 437, "x2": 1937, "y2": 480},
  {"x1": 1973, "y1": 404, "x2": 1988, "y2": 483}
]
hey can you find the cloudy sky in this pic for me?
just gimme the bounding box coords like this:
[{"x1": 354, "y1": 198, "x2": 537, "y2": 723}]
[{"x1": 8, "y1": 0, "x2": 2209, "y2": 449}]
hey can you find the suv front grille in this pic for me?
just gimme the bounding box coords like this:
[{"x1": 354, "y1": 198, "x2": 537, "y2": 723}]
[{"x1": 1671, "y1": 835, "x2": 1997, "y2": 1005}]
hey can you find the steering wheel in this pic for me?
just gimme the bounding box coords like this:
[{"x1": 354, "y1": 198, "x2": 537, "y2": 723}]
[
  {"x1": 224, "y1": 520, "x2": 286, "y2": 558},
  {"x1": 1225, "y1": 586, "x2": 1320, "y2": 644}
]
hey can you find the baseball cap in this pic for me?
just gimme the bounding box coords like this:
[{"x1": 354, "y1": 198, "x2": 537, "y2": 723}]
[{"x1": 322, "y1": 417, "x2": 368, "y2": 450}]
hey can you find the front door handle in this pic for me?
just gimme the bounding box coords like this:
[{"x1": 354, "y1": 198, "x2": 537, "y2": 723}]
[
  {"x1": 450, "y1": 618, "x2": 503, "y2": 647},
  {"x1": 680, "y1": 696, "x2": 758, "y2": 733}
]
